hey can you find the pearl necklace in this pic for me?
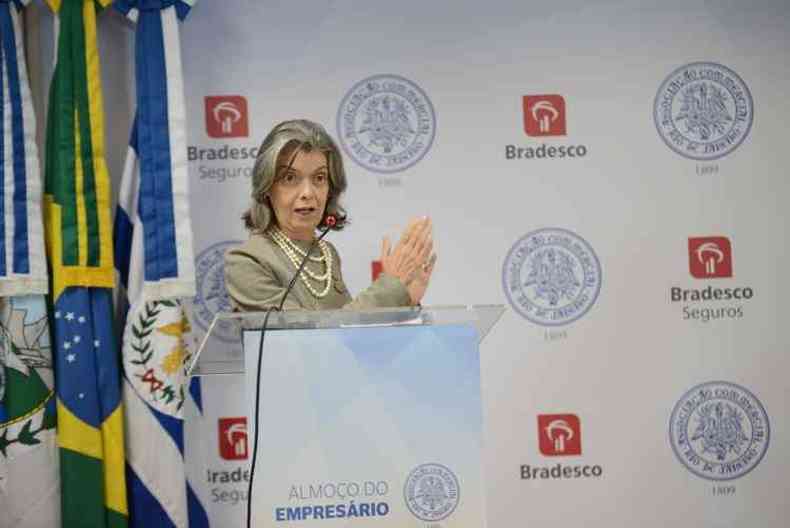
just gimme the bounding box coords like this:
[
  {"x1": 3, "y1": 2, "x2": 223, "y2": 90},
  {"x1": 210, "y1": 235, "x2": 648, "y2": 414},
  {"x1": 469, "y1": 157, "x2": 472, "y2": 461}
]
[
  {"x1": 271, "y1": 228, "x2": 327, "y2": 262},
  {"x1": 269, "y1": 228, "x2": 333, "y2": 298}
]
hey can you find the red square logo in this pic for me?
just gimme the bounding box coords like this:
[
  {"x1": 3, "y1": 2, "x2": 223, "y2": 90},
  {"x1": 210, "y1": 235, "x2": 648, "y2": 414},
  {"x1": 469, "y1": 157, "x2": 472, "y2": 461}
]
[
  {"x1": 537, "y1": 414, "x2": 581, "y2": 456},
  {"x1": 523, "y1": 95, "x2": 567, "y2": 137},
  {"x1": 218, "y1": 417, "x2": 248, "y2": 460},
  {"x1": 371, "y1": 260, "x2": 383, "y2": 281},
  {"x1": 205, "y1": 96, "x2": 249, "y2": 138},
  {"x1": 688, "y1": 237, "x2": 733, "y2": 279}
]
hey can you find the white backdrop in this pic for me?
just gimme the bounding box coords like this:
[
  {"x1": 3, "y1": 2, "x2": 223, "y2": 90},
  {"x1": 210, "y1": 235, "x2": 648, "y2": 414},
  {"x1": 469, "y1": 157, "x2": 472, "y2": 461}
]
[{"x1": 180, "y1": 1, "x2": 790, "y2": 526}]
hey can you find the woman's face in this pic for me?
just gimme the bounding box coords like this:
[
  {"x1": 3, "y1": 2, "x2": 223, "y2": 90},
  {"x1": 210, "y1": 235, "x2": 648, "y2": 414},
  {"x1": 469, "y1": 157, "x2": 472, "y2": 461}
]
[{"x1": 269, "y1": 149, "x2": 330, "y2": 240}]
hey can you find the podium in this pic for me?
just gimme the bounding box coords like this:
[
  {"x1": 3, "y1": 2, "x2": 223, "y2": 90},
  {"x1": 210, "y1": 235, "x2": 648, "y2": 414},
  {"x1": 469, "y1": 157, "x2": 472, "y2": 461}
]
[{"x1": 189, "y1": 305, "x2": 504, "y2": 527}]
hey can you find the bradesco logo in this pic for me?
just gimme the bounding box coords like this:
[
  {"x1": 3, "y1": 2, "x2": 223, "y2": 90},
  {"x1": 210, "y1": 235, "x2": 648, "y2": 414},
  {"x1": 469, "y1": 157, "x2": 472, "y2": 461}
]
[
  {"x1": 688, "y1": 236, "x2": 732, "y2": 278},
  {"x1": 506, "y1": 94, "x2": 588, "y2": 160},
  {"x1": 538, "y1": 414, "x2": 581, "y2": 456},
  {"x1": 191, "y1": 96, "x2": 257, "y2": 182},
  {"x1": 671, "y1": 236, "x2": 754, "y2": 322},
  {"x1": 205, "y1": 96, "x2": 249, "y2": 138},
  {"x1": 523, "y1": 95, "x2": 566, "y2": 137},
  {"x1": 521, "y1": 414, "x2": 602, "y2": 481},
  {"x1": 371, "y1": 260, "x2": 383, "y2": 281},
  {"x1": 218, "y1": 417, "x2": 248, "y2": 460}
]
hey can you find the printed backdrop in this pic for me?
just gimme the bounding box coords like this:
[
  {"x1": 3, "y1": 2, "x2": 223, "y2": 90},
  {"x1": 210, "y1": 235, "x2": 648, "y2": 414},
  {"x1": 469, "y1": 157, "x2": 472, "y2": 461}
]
[{"x1": 178, "y1": 1, "x2": 790, "y2": 526}]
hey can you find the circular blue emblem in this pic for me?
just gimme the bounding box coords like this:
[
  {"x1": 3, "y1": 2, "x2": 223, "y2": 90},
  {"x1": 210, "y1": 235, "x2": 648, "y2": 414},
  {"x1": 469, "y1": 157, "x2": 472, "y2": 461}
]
[
  {"x1": 403, "y1": 463, "x2": 459, "y2": 522},
  {"x1": 336, "y1": 74, "x2": 436, "y2": 173},
  {"x1": 669, "y1": 381, "x2": 770, "y2": 481},
  {"x1": 654, "y1": 62, "x2": 753, "y2": 161},
  {"x1": 193, "y1": 240, "x2": 242, "y2": 343},
  {"x1": 502, "y1": 228, "x2": 602, "y2": 326}
]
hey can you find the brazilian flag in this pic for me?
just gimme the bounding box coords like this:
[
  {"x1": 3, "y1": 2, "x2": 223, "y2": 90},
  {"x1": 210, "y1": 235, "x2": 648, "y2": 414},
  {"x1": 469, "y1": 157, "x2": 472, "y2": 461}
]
[{"x1": 44, "y1": 1, "x2": 128, "y2": 526}]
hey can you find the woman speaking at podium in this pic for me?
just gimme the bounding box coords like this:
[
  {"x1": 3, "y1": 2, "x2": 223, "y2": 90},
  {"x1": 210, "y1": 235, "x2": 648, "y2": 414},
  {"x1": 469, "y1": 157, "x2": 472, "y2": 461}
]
[{"x1": 224, "y1": 119, "x2": 436, "y2": 311}]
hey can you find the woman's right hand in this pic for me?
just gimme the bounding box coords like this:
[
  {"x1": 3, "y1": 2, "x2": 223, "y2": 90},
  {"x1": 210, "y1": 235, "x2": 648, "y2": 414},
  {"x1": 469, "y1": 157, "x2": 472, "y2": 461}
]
[{"x1": 379, "y1": 217, "x2": 434, "y2": 303}]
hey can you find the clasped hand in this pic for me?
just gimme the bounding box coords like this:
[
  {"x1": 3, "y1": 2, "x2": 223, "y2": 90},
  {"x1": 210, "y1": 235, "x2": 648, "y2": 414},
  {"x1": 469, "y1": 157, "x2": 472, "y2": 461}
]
[{"x1": 379, "y1": 217, "x2": 437, "y2": 305}]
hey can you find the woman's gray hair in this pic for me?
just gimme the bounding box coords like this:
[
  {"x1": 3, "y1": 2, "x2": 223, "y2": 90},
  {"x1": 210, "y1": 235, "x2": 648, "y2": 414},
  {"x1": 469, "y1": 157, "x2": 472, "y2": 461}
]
[{"x1": 242, "y1": 119, "x2": 348, "y2": 233}]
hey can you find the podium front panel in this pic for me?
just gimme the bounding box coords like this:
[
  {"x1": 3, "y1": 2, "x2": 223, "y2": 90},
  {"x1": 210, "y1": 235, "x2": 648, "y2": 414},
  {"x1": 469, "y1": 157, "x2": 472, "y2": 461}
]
[{"x1": 243, "y1": 323, "x2": 484, "y2": 527}]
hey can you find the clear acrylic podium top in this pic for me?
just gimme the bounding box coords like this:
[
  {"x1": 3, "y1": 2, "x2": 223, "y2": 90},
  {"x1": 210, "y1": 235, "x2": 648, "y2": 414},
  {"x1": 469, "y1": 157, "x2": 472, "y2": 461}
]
[{"x1": 188, "y1": 304, "x2": 505, "y2": 376}]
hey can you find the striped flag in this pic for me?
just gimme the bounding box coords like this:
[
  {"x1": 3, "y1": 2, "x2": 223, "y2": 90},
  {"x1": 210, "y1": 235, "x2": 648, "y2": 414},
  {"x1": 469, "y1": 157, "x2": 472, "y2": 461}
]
[
  {"x1": 43, "y1": 1, "x2": 128, "y2": 527},
  {"x1": 112, "y1": 1, "x2": 206, "y2": 526},
  {"x1": 0, "y1": 0, "x2": 47, "y2": 297},
  {"x1": 114, "y1": 0, "x2": 196, "y2": 301},
  {"x1": 0, "y1": 2, "x2": 58, "y2": 527}
]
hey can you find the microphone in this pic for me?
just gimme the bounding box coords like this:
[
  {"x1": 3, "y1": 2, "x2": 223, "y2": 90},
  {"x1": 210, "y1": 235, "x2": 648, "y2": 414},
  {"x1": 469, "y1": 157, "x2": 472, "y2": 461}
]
[{"x1": 246, "y1": 214, "x2": 337, "y2": 528}]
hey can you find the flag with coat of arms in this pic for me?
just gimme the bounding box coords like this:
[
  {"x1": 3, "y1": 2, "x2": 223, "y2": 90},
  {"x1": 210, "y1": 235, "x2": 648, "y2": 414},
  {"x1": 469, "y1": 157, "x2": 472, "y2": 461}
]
[
  {"x1": 0, "y1": 1, "x2": 58, "y2": 527},
  {"x1": 112, "y1": 0, "x2": 207, "y2": 526}
]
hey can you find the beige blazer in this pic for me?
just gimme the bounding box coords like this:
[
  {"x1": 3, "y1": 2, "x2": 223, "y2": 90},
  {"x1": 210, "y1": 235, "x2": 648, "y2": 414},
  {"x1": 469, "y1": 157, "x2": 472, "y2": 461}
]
[{"x1": 224, "y1": 233, "x2": 411, "y2": 312}]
